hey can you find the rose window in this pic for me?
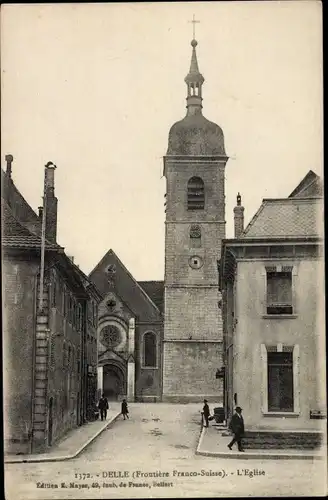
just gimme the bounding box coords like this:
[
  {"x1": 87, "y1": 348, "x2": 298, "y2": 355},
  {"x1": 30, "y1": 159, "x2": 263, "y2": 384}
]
[{"x1": 101, "y1": 325, "x2": 121, "y2": 349}]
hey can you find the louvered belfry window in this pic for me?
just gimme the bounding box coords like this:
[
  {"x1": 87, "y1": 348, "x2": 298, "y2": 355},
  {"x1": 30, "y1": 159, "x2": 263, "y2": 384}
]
[{"x1": 187, "y1": 177, "x2": 205, "y2": 210}]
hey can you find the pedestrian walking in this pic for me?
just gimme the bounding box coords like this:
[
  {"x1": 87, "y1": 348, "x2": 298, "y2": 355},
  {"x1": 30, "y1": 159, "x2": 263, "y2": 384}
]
[
  {"x1": 98, "y1": 394, "x2": 109, "y2": 421},
  {"x1": 121, "y1": 399, "x2": 129, "y2": 420},
  {"x1": 228, "y1": 406, "x2": 245, "y2": 452},
  {"x1": 202, "y1": 399, "x2": 210, "y2": 428}
]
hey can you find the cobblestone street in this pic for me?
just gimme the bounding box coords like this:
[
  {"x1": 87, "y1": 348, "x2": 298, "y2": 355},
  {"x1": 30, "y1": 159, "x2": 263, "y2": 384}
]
[{"x1": 5, "y1": 404, "x2": 327, "y2": 499}]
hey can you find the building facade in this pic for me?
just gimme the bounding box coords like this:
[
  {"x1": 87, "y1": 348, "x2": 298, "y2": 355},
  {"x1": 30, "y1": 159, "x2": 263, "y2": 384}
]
[
  {"x1": 2, "y1": 157, "x2": 101, "y2": 454},
  {"x1": 220, "y1": 172, "x2": 325, "y2": 434},
  {"x1": 89, "y1": 250, "x2": 163, "y2": 402}
]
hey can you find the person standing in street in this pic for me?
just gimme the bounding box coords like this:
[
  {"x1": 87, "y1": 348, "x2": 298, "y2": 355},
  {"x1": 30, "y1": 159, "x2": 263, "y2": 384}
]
[
  {"x1": 202, "y1": 399, "x2": 210, "y2": 428},
  {"x1": 121, "y1": 399, "x2": 129, "y2": 420},
  {"x1": 228, "y1": 406, "x2": 245, "y2": 452},
  {"x1": 98, "y1": 393, "x2": 109, "y2": 421}
]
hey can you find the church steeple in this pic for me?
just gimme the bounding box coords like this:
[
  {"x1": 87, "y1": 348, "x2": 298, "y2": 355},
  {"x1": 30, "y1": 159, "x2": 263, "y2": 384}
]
[
  {"x1": 184, "y1": 39, "x2": 204, "y2": 115},
  {"x1": 165, "y1": 25, "x2": 226, "y2": 157}
]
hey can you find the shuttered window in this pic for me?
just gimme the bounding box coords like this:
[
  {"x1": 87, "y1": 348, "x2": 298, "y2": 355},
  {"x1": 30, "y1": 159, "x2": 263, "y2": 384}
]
[
  {"x1": 187, "y1": 177, "x2": 205, "y2": 210},
  {"x1": 268, "y1": 352, "x2": 294, "y2": 411},
  {"x1": 266, "y1": 271, "x2": 292, "y2": 314}
]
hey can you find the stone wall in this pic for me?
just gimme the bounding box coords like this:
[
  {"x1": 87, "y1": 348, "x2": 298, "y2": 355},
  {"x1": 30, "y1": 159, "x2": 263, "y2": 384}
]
[
  {"x1": 162, "y1": 342, "x2": 223, "y2": 403},
  {"x1": 163, "y1": 158, "x2": 227, "y2": 402},
  {"x1": 3, "y1": 257, "x2": 38, "y2": 454},
  {"x1": 164, "y1": 287, "x2": 222, "y2": 340}
]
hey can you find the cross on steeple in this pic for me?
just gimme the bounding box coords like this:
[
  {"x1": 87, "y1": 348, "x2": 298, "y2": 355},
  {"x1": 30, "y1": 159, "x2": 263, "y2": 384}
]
[{"x1": 189, "y1": 14, "x2": 200, "y2": 40}]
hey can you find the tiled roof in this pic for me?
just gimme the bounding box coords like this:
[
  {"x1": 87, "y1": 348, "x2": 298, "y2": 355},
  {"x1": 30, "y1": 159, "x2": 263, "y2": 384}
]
[
  {"x1": 138, "y1": 281, "x2": 164, "y2": 313},
  {"x1": 289, "y1": 170, "x2": 323, "y2": 198},
  {"x1": 242, "y1": 198, "x2": 323, "y2": 239},
  {"x1": 1, "y1": 199, "x2": 61, "y2": 251},
  {"x1": 1, "y1": 169, "x2": 41, "y2": 234}
]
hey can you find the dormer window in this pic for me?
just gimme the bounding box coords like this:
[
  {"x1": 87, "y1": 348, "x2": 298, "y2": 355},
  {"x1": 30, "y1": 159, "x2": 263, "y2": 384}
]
[{"x1": 187, "y1": 176, "x2": 205, "y2": 210}]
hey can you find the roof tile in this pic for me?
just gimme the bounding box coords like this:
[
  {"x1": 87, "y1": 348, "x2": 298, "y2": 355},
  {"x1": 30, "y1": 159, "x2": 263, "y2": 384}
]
[
  {"x1": 242, "y1": 198, "x2": 323, "y2": 239},
  {"x1": 1, "y1": 199, "x2": 61, "y2": 251}
]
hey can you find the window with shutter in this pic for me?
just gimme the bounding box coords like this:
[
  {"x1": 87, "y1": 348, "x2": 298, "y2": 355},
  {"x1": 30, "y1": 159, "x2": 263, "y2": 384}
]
[
  {"x1": 50, "y1": 335, "x2": 55, "y2": 370},
  {"x1": 266, "y1": 271, "x2": 293, "y2": 314},
  {"x1": 187, "y1": 177, "x2": 205, "y2": 210},
  {"x1": 56, "y1": 279, "x2": 62, "y2": 313},
  {"x1": 267, "y1": 352, "x2": 294, "y2": 411},
  {"x1": 63, "y1": 287, "x2": 67, "y2": 317},
  {"x1": 52, "y1": 278, "x2": 57, "y2": 308},
  {"x1": 63, "y1": 342, "x2": 67, "y2": 369}
]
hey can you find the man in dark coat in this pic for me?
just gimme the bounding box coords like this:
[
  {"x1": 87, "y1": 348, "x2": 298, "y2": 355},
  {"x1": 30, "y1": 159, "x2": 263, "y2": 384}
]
[
  {"x1": 121, "y1": 399, "x2": 129, "y2": 420},
  {"x1": 202, "y1": 399, "x2": 210, "y2": 428},
  {"x1": 228, "y1": 406, "x2": 245, "y2": 452},
  {"x1": 98, "y1": 394, "x2": 109, "y2": 421}
]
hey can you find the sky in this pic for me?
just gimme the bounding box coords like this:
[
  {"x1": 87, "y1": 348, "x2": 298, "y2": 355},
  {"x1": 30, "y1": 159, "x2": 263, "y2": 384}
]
[{"x1": 1, "y1": 1, "x2": 323, "y2": 280}]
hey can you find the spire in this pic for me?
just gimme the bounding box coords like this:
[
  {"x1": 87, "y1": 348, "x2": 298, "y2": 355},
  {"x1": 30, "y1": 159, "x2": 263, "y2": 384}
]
[
  {"x1": 184, "y1": 39, "x2": 204, "y2": 115},
  {"x1": 189, "y1": 40, "x2": 201, "y2": 74}
]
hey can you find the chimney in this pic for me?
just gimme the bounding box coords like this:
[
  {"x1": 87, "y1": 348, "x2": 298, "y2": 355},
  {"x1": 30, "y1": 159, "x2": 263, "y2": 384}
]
[
  {"x1": 233, "y1": 193, "x2": 244, "y2": 238},
  {"x1": 38, "y1": 206, "x2": 43, "y2": 218},
  {"x1": 44, "y1": 162, "x2": 58, "y2": 243},
  {"x1": 5, "y1": 154, "x2": 13, "y2": 178}
]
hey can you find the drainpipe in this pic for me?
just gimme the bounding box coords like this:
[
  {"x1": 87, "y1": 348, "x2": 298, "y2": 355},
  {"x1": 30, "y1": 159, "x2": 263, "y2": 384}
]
[
  {"x1": 82, "y1": 300, "x2": 87, "y2": 423},
  {"x1": 30, "y1": 272, "x2": 38, "y2": 454}
]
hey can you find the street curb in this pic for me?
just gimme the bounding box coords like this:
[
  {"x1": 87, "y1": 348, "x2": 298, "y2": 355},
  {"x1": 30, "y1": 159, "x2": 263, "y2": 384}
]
[
  {"x1": 5, "y1": 412, "x2": 121, "y2": 464},
  {"x1": 195, "y1": 427, "x2": 325, "y2": 461},
  {"x1": 196, "y1": 425, "x2": 206, "y2": 455}
]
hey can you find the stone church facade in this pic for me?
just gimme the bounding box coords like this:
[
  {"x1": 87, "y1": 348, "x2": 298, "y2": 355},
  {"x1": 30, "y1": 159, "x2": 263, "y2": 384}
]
[
  {"x1": 89, "y1": 250, "x2": 164, "y2": 402},
  {"x1": 90, "y1": 38, "x2": 226, "y2": 403}
]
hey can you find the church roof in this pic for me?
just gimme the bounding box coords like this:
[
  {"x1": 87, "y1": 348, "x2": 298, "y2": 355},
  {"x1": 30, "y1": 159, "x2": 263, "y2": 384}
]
[
  {"x1": 166, "y1": 39, "x2": 226, "y2": 157},
  {"x1": 167, "y1": 114, "x2": 226, "y2": 156},
  {"x1": 138, "y1": 281, "x2": 164, "y2": 313},
  {"x1": 89, "y1": 249, "x2": 163, "y2": 321}
]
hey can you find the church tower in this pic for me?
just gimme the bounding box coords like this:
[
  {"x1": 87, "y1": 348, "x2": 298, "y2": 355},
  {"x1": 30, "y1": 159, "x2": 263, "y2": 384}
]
[{"x1": 162, "y1": 37, "x2": 228, "y2": 402}]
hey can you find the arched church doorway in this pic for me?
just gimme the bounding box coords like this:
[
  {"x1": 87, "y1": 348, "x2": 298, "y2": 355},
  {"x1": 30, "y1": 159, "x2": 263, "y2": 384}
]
[{"x1": 103, "y1": 363, "x2": 126, "y2": 401}]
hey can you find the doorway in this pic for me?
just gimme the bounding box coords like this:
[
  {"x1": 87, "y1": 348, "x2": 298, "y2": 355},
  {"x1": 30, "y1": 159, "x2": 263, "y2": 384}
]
[{"x1": 103, "y1": 363, "x2": 126, "y2": 401}]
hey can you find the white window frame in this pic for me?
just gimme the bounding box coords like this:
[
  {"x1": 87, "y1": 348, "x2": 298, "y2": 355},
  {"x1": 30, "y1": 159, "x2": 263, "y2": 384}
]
[
  {"x1": 260, "y1": 343, "x2": 300, "y2": 417},
  {"x1": 261, "y1": 262, "x2": 298, "y2": 318}
]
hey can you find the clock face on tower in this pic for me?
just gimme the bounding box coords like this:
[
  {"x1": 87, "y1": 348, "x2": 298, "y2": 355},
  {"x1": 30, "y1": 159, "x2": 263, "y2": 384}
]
[{"x1": 189, "y1": 255, "x2": 203, "y2": 269}]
